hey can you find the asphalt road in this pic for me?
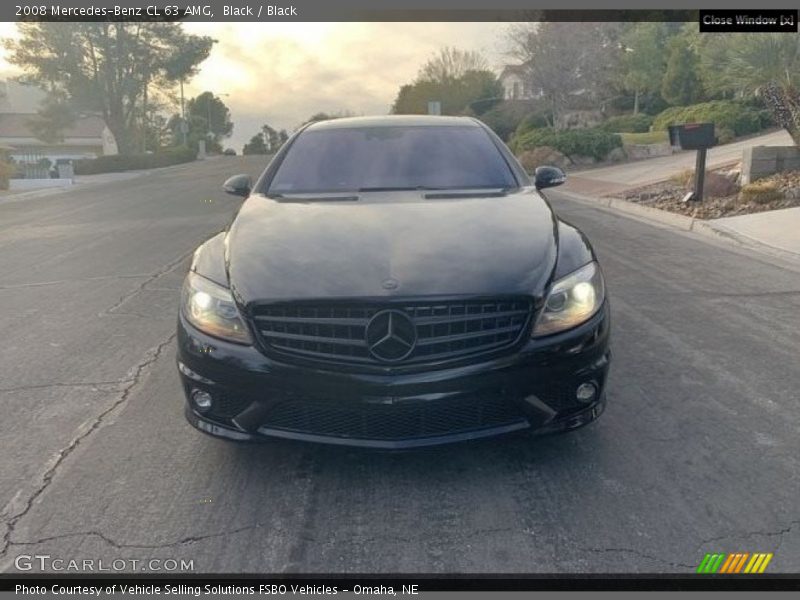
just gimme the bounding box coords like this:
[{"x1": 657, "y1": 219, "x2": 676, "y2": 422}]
[{"x1": 1, "y1": 157, "x2": 799, "y2": 574}]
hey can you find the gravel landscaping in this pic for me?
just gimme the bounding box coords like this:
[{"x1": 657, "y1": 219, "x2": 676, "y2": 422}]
[{"x1": 614, "y1": 168, "x2": 800, "y2": 219}]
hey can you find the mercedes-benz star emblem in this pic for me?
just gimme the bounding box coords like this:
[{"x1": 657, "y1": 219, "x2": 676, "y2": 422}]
[{"x1": 365, "y1": 309, "x2": 417, "y2": 363}]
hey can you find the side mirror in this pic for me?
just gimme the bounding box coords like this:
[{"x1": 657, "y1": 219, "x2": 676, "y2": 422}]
[
  {"x1": 534, "y1": 166, "x2": 566, "y2": 190},
  {"x1": 222, "y1": 174, "x2": 252, "y2": 197}
]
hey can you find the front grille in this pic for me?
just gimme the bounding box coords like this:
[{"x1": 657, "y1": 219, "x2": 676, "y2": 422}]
[
  {"x1": 260, "y1": 395, "x2": 527, "y2": 441},
  {"x1": 251, "y1": 298, "x2": 532, "y2": 367}
]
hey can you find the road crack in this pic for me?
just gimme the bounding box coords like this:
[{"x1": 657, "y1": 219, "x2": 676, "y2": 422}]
[
  {"x1": 579, "y1": 546, "x2": 696, "y2": 570},
  {"x1": 0, "y1": 381, "x2": 126, "y2": 394},
  {"x1": 7, "y1": 523, "x2": 263, "y2": 552},
  {"x1": 693, "y1": 519, "x2": 800, "y2": 552},
  {"x1": 0, "y1": 333, "x2": 177, "y2": 560},
  {"x1": 104, "y1": 250, "x2": 193, "y2": 316}
]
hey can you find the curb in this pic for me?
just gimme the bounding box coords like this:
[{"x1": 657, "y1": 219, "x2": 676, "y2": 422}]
[{"x1": 556, "y1": 189, "x2": 800, "y2": 263}]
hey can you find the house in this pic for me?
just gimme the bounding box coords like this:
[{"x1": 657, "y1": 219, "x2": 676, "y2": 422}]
[
  {"x1": 0, "y1": 80, "x2": 118, "y2": 163},
  {"x1": 498, "y1": 65, "x2": 539, "y2": 101}
]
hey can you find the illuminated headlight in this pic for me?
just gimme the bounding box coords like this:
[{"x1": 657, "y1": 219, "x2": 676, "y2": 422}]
[
  {"x1": 533, "y1": 262, "x2": 605, "y2": 337},
  {"x1": 181, "y1": 272, "x2": 252, "y2": 344}
]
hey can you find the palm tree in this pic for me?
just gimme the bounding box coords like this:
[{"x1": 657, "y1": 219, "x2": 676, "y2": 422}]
[{"x1": 700, "y1": 33, "x2": 800, "y2": 144}]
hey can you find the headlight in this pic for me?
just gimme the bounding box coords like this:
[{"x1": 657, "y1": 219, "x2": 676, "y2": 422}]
[
  {"x1": 181, "y1": 272, "x2": 252, "y2": 344},
  {"x1": 533, "y1": 262, "x2": 605, "y2": 337}
]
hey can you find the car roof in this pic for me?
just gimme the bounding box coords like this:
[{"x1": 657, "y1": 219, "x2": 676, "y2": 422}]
[{"x1": 303, "y1": 115, "x2": 481, "y2": 131}]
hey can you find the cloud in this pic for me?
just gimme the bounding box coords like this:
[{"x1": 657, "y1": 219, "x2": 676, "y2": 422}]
[
  {"x1": 0, "y1": 22, "x2": 515, "y2": 152},
  {"x1": 183, "y1": 23, "x2": 511, "y2": 150}
]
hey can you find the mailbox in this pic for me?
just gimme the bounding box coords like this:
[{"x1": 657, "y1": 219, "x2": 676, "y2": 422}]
[{"x1": 668, "y1": 123, "x2": 715, "y2": 150}]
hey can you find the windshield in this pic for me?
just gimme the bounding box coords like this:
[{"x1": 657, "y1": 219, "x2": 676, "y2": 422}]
[{"x1": 267, "y1": 125, "x2": 518, "y2": 195}]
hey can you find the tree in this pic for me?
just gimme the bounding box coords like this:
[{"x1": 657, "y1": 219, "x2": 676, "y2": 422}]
[
  {"x1": 391, "y1": 47, "x2": 502, "y2": 116},
  {"x1": 661, "y1": 37, "x2": 700, "y2": 106},
  {"x1": 4, "y1": 22, "x2": 214, "y2": 154},
  {"x1": 166, "y1": 113, "x2": 214, "y2": 152},
  {"x1": 418, "y1": 47, "x2": 490, "y2": 83},
  {"x1": 507, "y1": 23, "x2": 623, "y2": 128},
  {"x1": 242, "y1": 133, "x2": 268, "y2": 155},
  {"x1": 699, "y1": 33, "x2": 800, "y2": 98},
  {"x1": 27, "y1": 93, "x2": 77, "y2": 143},
  {"x1": 262, "y1": 124, "x2": 281, "y2": 153},
  {"x1": 620, "y1": 23, "x2": 669, "y2": 114},
  {"x1": 186, "y1": 91, "x2": 233, "y2": 147},
  {"x1": 697, "y1": 33, "x2": 800, "y2": 145}
]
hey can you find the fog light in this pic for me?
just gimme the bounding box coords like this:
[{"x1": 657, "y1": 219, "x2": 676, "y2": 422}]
[
  {"x1": 576, "y1": 382, "x2": 597, "y2": 404},
  {"x1": 191, "y1": 388, "x2": 213, "y2": 411}
]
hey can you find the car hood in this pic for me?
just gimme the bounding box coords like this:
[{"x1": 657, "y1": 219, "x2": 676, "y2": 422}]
[{"x1": 226, "y1": 189, "x2": 558, "y2": 307}]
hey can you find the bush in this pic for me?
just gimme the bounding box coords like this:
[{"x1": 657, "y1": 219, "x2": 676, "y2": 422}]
[
  {"x1": 716, "y1": 127, "x2": 736, "y2": 145},
  {"x1": 516, "y1": 146, "x2": 570, "y2": 173},
  {"x1": 609, "y1": 93, "x2": 670, "y2": 116},
  {"x1": 739, "y1": 181, "x2": 783, "y2": 205},
  {"x1": 670, "y1": 169, "x2": 694, "y2": 187},
  {"x1": 73, "y1": 147, "x2": 196, "y2": 175},
  {"x1": 652, "y1": 101, "x2": 764, "y2": 138},
  {"x1": 619, "y1": 131, "x2": 669, "y2": 145},
  {"x1": 477, "y1": 102, "x2": 539, "y2": 142},
  {"x1": 513, "y1": 127, "x2": 623, "y2": 161},
  {"x1": 599, "y1": 114, "x2": 653, "y2": 133}
]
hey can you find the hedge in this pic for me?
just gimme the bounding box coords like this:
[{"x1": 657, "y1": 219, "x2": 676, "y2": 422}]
[
  {"x1": 651, "y1": 101, "x2": 765, "y2": 137},
  {"x1": 477, "y1": 103, "x2": 548, "y2": 142},
  {"x1": 73, "y1": 147, "x2": 196, "y2": 175},
  {"x1": 599, "y1": 114, "x2": 653, "y2": 133},
  {"x1": 513, "y1": 127, "x2": 622, "y2": 161}
]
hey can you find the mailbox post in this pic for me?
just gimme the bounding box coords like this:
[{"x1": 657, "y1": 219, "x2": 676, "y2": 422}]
[{"x1": 668, "y1": 123, "x2": 715, "y2": 202}]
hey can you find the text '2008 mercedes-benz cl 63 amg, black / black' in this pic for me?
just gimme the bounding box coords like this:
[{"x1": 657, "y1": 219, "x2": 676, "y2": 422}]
[{"x1": 177, "y1": 115, "x2": 610, "y2": 449}]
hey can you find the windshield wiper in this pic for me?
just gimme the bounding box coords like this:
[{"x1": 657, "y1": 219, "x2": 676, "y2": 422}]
[
  {"x1": 268, "y1": 192, "x2": 359, "y2": 202},
  {"x1": 424, "y1": 188, "x2": 511, "y2": 199},
  {"x1": 357, "y1": 186, "x2": 437, "y2": 192}
]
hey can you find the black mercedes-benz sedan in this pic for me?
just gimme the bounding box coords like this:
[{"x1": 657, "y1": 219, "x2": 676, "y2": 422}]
[{"x1": 177, "y1": 115, "x2": 610, "y2": 448}]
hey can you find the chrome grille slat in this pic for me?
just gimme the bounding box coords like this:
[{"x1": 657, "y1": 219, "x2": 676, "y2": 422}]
[
  {"x1": 413, "y1": 310, "x2": 529, "y2": 325},
  {"x1": 253, "y1": 315, "x2": 365, "y2": 326},
  {"x1": 251, "y1": 298, "x2": 532, "y2": 367},
  {"x1": 415, "y1": 324, "x2": 521, "y2": 346},
  {"x1": 262, "y1": 331, "x2": 367, "y2": 347}
]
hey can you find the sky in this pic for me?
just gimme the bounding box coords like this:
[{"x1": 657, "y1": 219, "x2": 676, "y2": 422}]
[{"x1": 0, "y1": 22, "x2": 514, "y2": 152}]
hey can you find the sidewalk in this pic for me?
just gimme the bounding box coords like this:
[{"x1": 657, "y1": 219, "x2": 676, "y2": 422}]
[
  {"x1": 556, "y1": 128, "x2": 800, "y2": 260},
  {"x1": 710, "y1": 206, "x2": 800, "y2": 256},
  {"x1": 563, "y1": 129, "x2": 794, "y2": 197}
]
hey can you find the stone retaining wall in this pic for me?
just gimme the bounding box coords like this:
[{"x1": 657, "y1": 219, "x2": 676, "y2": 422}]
[{"x1": 741, "y1": 146, "x2": 800, "y2": 185}]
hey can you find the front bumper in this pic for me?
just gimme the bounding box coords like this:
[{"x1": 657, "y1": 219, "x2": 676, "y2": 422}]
[{"x1": 176, "y1": 302, "x2": 611, "y2": 449}]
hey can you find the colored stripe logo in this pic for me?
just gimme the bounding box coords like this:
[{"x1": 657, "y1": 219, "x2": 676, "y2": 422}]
[{"x1": 697, "y1": 552, "x2": 773, "y2": 573}]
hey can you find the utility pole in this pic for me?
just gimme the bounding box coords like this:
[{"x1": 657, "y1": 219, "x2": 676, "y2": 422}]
[{"x1": 180, "y1": 79, "x2": 187, "y2": 146}]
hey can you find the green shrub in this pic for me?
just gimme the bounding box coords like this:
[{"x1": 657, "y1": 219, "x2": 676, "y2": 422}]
[
  {"x1": 716, "y1": 127, "x2": 736, "y2": 145},
  {"x1": 506, "y1": 112, "x2": 553, "y2": 149},
  {"x1": 619, "y1": 131, "x2": 669, "y2": 145},
  {"x1": 599, "y1": 114, "x2": 653, "y2": 133},
  {"x1": 477, "y1": 103, "x2": 545, "y2": 142},
  {"x1": 73, "y1": 147, "x2": 196, "y2": 175},
  {"x1": 609, "y1": 93, "x2": 670, "y2": 116},
  {"x1": 652, "y1": 101, "x2": 764, "y2": 138},
  {"x1": 513, "y1": 127, "x2": 622, "y2": 161}
]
